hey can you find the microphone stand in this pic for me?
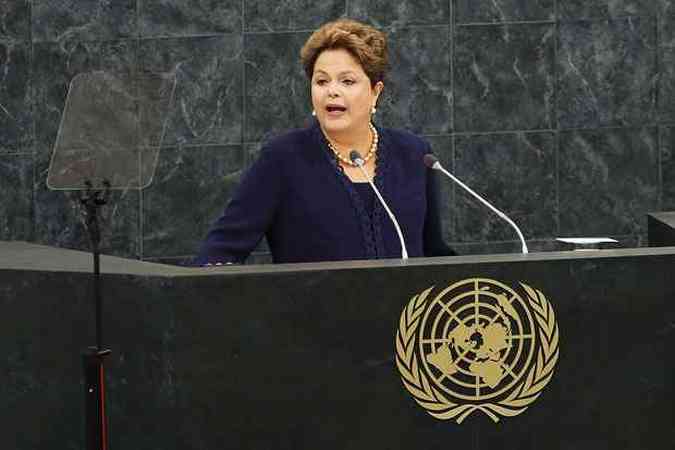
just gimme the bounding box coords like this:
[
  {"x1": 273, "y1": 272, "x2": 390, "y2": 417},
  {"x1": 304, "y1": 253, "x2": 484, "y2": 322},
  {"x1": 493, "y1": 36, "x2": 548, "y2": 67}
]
[
  {"x1": 80, "y1": 179, "x2": 112, "y2": 450},
  {"x1": 350, "y1": 151, "x2": 409, "y2": 259},
  {"x1": 426, "y1": 156, "x2": 529, "y2": 254}
]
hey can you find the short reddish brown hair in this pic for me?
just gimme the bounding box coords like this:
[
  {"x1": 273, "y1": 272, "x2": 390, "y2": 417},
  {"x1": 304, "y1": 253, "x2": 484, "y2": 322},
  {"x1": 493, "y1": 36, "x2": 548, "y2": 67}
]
[{"x1": 300, "y1": 19, "x2": 388, "y2": 86}]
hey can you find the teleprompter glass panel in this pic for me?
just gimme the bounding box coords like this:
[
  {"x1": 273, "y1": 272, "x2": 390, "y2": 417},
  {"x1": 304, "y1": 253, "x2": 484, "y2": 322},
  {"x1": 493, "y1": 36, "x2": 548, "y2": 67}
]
[{"x1": 47, "y1": 70, "x2": 176, "y2": 190}]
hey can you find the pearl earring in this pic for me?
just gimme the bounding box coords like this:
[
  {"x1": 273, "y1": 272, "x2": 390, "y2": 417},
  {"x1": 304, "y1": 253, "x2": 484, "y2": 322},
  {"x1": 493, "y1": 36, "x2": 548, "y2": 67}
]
[
  {"x1": 312, "y1": 110, "x2": 316, "y2": 116},
  {"x1": 371, "y1": 106, "x2": 377, "y2": 115}
]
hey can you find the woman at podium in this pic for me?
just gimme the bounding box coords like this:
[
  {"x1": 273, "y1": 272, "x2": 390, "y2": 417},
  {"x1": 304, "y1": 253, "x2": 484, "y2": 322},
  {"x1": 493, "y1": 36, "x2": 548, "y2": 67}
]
[{"x1": 195, "y1": 19, "x2": 454, "y2": 265}]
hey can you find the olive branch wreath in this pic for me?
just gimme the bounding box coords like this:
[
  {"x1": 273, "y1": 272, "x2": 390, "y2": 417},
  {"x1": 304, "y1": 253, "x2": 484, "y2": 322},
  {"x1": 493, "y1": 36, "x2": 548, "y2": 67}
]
[{"x1": 395, "y1": 283, "x2": 560, "y2": 424}]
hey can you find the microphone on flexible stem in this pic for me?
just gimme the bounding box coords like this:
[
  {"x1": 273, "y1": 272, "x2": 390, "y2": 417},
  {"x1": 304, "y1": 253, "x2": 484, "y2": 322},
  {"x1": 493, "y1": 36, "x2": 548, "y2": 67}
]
[
  {"x1": 349, "y1": 150, "x2": 409, "y2": 260},
  {"x1": 423, "y1": 154, "x2": 529, "y2": 254}
]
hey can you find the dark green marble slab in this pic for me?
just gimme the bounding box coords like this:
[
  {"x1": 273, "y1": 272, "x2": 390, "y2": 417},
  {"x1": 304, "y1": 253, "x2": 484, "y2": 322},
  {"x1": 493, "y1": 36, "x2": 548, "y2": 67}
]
[
  {"x1": 29, "y1": 40, "x2": 140, "y2": 256},
  {"x1": 31, "y1": 0, "x2": 136, "y2": 43},
  {"x1": 455, "y1": 23, "x2": 555, "y2": 132},
  {"x1": 559, "y1": 127, "x2": 659, "y2": 236},
  {"x1": 660, "y1": 4, "x2": 675, "y2": 123},
  {"x1": 557, "y1": 17, "x2": 657, "y2": 128},
  {"x1": 33, "y1": 155, "x2": 140, "y2": 258},
  {"x1": 349, "y1": 0, "x2": 449, "y2": 27},
  {"x1": 142, "y1": 144, "x2": 245, "y2": 258},
  {"x1": 558, "y1": 0, "x2": 660, "y2": 20},
  {"x1": 453, "y1": 132, "x2": 557, "y2": 242},
  {"x1": 379, "y1": 26, "x2": 451, "y2": 135},
  {"x1": 648, "y1": 211, "x2": 675, "y2": 246},
  {"x1": 139, "y1": 34, "x2": 244, "y2": 147},
  {"x1": 451, "y1": 238, "x2": 564, "y2": 255},
  {"x1": 0, "y1": 40, "x2": 32, "y2": 153},
  {"x1": 456, "y1": 0, "x2": 554, "y2": 23},
  {"x1": 662, "y1": 126, "x2": 675, "y2": 210},
  {"x1": 140, "y1": 0, "x2": 241, "y2": 37},
  {"x1": 425, "y1": 135, "x2": 455, "y2": 243},
  {"x1": 660, "y1": 2, "x2": 675, "y2": 46},
  {"x1": 0, "y1": 154, "x2": 32, "y2": 241},
  {"x1": 0, "y1": 0, "x2": 30, "y2": 41},
  {"x1": 244, "y1": 32, "x2": 311, "y2": 142},
  {"x1": 659, "y1": 48, "x2": 675, "y2": 124},
  {"x1": 32, "y1": 40, "x2": 138, "y2": 161},
  {"x1": 242, "y1": 140, "x2": 270, "y2": 263},
  {"x1": 245, "y1": 0, "x2": 344, "y2": 32}
]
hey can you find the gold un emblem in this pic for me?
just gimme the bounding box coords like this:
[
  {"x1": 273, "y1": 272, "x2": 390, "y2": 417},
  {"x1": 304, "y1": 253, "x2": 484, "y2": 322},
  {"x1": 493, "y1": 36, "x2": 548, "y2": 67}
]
[{"x1": 395, "y1": 278, "x2": 560, "y2": 423}]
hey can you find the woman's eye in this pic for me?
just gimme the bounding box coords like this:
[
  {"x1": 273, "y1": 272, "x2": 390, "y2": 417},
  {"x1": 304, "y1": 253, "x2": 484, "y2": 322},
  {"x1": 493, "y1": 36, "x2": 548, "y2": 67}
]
[
  {"x1": 342, "y1": 79, "x2": 355, "y2": 85},
  {"x1": 315, "y1": 79, "x2": 327, "y2": 86}
]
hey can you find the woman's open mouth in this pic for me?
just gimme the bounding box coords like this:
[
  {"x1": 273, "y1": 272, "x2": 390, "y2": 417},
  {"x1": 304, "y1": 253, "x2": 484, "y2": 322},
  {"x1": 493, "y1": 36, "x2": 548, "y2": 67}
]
[{"x1": 326, "y1": 105, "x2": 347, "y2": 115}]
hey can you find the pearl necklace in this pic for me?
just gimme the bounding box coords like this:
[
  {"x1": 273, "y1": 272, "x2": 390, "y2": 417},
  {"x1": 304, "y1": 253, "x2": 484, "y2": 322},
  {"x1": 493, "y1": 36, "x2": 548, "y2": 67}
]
[{"x1": 326, "y1": 123, "x2": 378, "y2": 167}]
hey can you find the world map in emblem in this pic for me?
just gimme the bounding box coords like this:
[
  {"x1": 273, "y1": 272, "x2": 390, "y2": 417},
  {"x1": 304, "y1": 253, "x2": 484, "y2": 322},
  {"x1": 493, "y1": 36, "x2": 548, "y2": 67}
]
[{"x1": 395, "y1": 278, "x2": 560, "y2": 423}]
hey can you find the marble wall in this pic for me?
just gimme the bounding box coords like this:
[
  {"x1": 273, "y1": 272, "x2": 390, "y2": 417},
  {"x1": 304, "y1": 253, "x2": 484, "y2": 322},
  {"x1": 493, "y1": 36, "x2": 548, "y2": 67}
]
[{"x1": 1, "y1": 0, "x2": 673, "y2": 262}]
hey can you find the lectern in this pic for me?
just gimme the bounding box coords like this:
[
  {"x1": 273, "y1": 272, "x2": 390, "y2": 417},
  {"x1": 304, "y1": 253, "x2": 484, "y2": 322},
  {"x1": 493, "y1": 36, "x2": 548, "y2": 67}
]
[{"x1": 1, "y1": 241, "x2": 673, "y2": 449}]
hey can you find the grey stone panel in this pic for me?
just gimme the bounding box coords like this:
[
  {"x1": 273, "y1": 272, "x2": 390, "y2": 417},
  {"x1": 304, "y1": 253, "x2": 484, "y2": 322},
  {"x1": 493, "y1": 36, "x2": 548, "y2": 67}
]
[
  {"x1": 424, "y1": 135, "x2": 454, "y2": 243},
  {"x1": 455, "y1": 0, "x2": 554, "y2": 24},
  {"x1": 31, "y1": 0, "x2": 136, "y2": 43},
  {"x1": 559, "y1": 127, "x2": 659, "y2": 237},
  {"x1": 0, "y1": 0, "x2": 31, "y2": 41},
  {"x1": 454, "y1": 23, "x2": 555, "y2": 132},
  {"x1": 32, "y1": 40, "x2": 138, "y2": 160},
  {"x1": 453, "y1": 132, "x2": 557, "y2": 242},
  {"x1": 450, "y1": 238, "x2": 562, "y2": 255},
  {"x1": 349, "y1": 0, "x2": 449, "y2": 27},
  {"x1": 660, "y1": 2, "x2": 675, "y2": 46},
  {"x1": 557, "y1": 17, "x2": 657, "y2": 129},
  {"x1": 663, "y1": 126, "x2": 675, "y2": 210},
  {"x1": 244, "y1": 32, "x2": 312, "y2": 142},
  {"x1": 142, "y1": 144, "x2": 245, "y2": 258},
  {"x1": 245, "y1": 0, "x2": 345, "y2": 32},
  {"x1": 451, "y1": 235, "x2": 644, "y2": 255},
  {"x1": 0, "y1": 154, "x2": 32, "y2": 241},
  {"x1": 659, "y1": 48, "x2": 675, "y2": 124},
  {"x1": 661, "y1": 5, "x2": 675, "y2": 126},
  {"x1": 0, "y1": 41, "x2": 32, "y2": 153},
  {"x1": 242, "y1": 141, "x2": 271, "y2": 263},
  {"x1": 378, "y1": 26, "x2": 451, "y2": 135},
  {"x1": 139, "y1": 0, "x2": 241, "y2": 38},
  {"x1": 33, "y1": 155, "x2": 140, "y2": 257},
  {"x1": 139, "y1": 34, "x2": 244, "y2": 147},
  {"x1": 626, "y1": 232, "x2": 649, "y2": 247},
  {"x1": 425, "y1": 135, "x2": 453, "y2": 167},
  {"x1": 31, "y1": 40, "x2": 140, "y2": 256},
  {"x1": 558, "y1": 0, "x2": 661, "y2": 20}
]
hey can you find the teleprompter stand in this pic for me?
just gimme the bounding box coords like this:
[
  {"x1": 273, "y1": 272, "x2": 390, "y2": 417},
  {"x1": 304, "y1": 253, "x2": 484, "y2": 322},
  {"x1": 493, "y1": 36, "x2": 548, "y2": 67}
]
[
  {"x1": 80, "y1": 180, "x2": 112, "y2": 450},
  {"x1": 46, "y1": 70, "x2": 176, "y2": 449}
]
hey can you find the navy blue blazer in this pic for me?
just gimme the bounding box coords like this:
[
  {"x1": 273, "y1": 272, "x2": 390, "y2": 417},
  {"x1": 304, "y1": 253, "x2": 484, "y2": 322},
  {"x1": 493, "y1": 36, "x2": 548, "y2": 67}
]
[{"x1": 195, "y1": 121, "x2": 454, "y2": 264}]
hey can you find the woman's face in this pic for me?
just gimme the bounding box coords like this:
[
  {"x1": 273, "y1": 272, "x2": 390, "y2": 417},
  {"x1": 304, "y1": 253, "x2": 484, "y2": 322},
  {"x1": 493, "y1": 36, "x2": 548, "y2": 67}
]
[{"x1": 311, "y1": 48, "x2": 383, "y2": 137}]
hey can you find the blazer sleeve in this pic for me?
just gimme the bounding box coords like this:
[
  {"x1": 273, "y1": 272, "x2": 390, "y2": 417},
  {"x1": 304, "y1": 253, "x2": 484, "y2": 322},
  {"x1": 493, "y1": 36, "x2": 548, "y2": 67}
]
[
  {"x1": 423, "y1": 161, "x2": 457, "y2": 258},
  {"x1": 193, "y1": 146, "x2": 285, "y2": 265}
]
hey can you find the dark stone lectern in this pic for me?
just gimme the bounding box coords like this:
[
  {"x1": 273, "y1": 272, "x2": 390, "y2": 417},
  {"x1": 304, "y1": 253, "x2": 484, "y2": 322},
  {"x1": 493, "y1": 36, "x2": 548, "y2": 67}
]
[
  {"x1": 648, "y1": 211, "x2": 675, "y2": 247},
  {"x1": 1, "y1": 241, "x2": 674, "y2": 450}
]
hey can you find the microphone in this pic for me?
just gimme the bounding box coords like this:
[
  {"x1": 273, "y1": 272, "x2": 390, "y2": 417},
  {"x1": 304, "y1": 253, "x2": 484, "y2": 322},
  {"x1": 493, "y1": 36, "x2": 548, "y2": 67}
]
[
  {"x1": 350, "y1": 150, "x2": 409, "y2": 260},
  {"x1": 423, "y1": 154, "x2": 529, "y2": 254}
]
